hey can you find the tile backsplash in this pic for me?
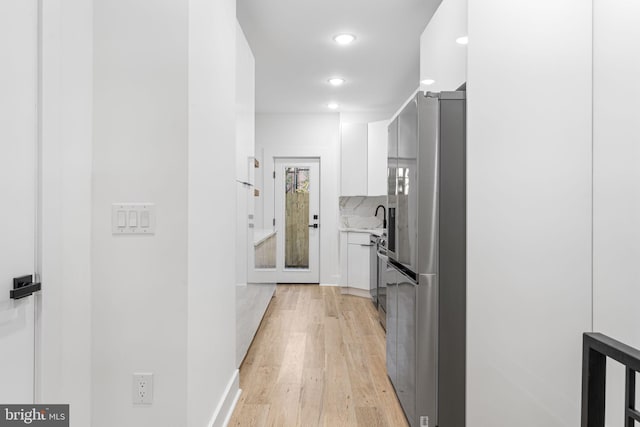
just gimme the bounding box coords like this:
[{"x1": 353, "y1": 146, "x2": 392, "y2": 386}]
[{"x1": 339, "y1": 196, "x2": 386, "y2": 229}]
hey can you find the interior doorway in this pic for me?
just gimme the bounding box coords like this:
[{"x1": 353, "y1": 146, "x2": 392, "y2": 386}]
[{"x1": 274, "y1": 158, "x2": 320, "y2": 283}]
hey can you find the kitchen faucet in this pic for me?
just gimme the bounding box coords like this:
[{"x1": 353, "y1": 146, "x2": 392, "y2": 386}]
[{"x1": 375, "y1": 204, "x2": 387, "y2": 229}]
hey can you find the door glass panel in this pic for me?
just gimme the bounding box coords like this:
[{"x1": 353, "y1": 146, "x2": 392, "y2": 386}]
[
  {"x1": 254, "y1": 233, "x2": 276, "y2": 269},
  {"x1": 284, "y1": 166, "x2": 310, "y2": 269}
]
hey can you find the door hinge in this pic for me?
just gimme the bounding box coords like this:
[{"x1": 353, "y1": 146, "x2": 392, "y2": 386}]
[
  {"x1": 273, "y1": 171, "x2": 276, "y2": 179},
  {"x1": 273, "y1": 218, "x2": 276, "y2": 226}
]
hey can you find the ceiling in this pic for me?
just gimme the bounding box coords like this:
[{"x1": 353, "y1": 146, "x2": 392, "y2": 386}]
[{"x1": 237, "y1": 0, "x2": 442, "y2": 117}]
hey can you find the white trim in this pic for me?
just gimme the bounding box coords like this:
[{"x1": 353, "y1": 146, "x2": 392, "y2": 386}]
[
  {"x1": 207, "y1": 369, "x2": 241, "y2": 427},
  {"x1": 34, "y1": 0, "x2": 44, "y2": 403},
  {"x1": 319, "y1": 283, "x2": 340, "y2": 287},
  {"x1": 340, "y1": 287, "x2": 371, "y2": 299},
  {"x1": 274, "y1": 157, "x2": 321, "y2": 283},
  {"x1": 261, "y1": 140, "x2": 340, "y2": 286},
  {"x1": 221, "y1": 388, "x2": 242, "y2": 427}
]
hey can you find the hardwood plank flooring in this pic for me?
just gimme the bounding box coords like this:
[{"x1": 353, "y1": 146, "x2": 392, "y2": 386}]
[{"x1": 229, "y1": 285, "x2": 409, "y2": 427}]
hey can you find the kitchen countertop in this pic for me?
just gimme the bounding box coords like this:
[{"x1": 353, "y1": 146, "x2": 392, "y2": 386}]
[{"x1": 339, "y1": 227, "x2": 385, "y2": 237}]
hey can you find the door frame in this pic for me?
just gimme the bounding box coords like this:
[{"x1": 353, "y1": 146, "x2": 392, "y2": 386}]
[
  {"x1": 273, "y1": 157, "x2": 321, "y2": 283},
  {"x1": 34, "y1": 0, "x2": 44, "y2": 402},
  {"x1": 247, "y1": 153, "x2": 278, "y2": 284},
  {"x1": 257, "y1": 142, "x2": 339, "y2": 287}
]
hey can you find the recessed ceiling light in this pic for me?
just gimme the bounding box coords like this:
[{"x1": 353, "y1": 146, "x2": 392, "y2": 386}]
[
  {"x1": 328, "y1": 77, "x2": 345, "y2": 86},
  {"x1": 456, "y1": 36, "x2": 469, "y2": 45},
  {"x1": 327, "y1": 102, "x2": 339, "y2": 110},
  {"x1": 333, "y1": 34, "x2": 356, "y2": 45},
  {"x1": 421, "y1": 79, "x2": 435, "y2": 85}
]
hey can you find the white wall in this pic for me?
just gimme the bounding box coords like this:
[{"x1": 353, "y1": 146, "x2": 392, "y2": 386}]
[
  {"x1": 93, "y1": 0, "x2": 240, "y2": 425},
  {"x1": 256, "y1": 113, "x2": 341, "y2": 284},
  {"x1": 236, "y1": 283, "x2": 275, "y2": 366},
  {"x1": 420, "y1": 0, "x2": 467, "y2": 92},
  {"x1": 187, "y1": 0, "x2": 239, "y2": 425},
  {"x1": 92, "y1": 0, "x2": 188, "y2": 425},
  {"x1": 39, "y1": 0, "x2": 93, "y2": 425},
  {"x1": 234, "y1": 21, "x2": 277, "y2": 367},
  {"x1": 236, "y1": 22, "x2": 255, "y2": 288},
  {"x1": 593, "y1": 2, "x2": 640, "y2": 425},
  {"x1": 466, "y1": 1, "x2": 592, "y2": 426},
  {"x1": 236, "y1": 22, "x2": 255, "y2": 185},
  {"x1": 340, "y1": 112, "x2": 391, "y2": 124}
]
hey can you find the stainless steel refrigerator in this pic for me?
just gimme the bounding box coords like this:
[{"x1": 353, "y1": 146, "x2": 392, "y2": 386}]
[{"x1": 385, "y1": 90, "x2": 466, "y2": 427}]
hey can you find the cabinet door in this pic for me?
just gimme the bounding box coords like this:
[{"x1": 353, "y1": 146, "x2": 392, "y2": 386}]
[
  {"x1": 347, "y1": 243, "x2": 371, "y2": 291},
  {"x1": 367, "y1": 120, "x2": 388, "y2": 196},
  {"x1": 340, "y1": 122, "x2": 368, "y2": 196},
  {"x1": 339, "y1": 231, "x2": 349, "y2": 286},
  {"x1": 385, "y1": 266, "x2": 398, "y2": 386}
]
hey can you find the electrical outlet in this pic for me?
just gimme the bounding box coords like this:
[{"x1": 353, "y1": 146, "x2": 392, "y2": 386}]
[{"x1": 132, "y1": 373, "x2": 153, "y2": 404}]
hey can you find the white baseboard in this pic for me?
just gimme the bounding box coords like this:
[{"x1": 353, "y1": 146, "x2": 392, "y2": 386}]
[
  {"x1": 221, "y1": 388, "x2": 242, "y2": 427},
  {"x1": 208, "y1": 369, "x2": 241, "y2": 427},
  {"x1": 340, "y1": 287, "x2": 371, "y2": 299},
  {"x1": 319, "y1": 283, "x2": 339, "y2": 287}
]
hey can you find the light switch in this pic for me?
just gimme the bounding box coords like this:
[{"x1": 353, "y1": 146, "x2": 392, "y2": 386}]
[
  {"x1": 112, "y1": 203, "x2": 156, "y2": 235},
  {"x1": 140, "y1": 211, "x2": 150, "y2": 228},
  {"x1": 117, "y1": 211, "x2": 127, "y2": 228},
  {"x1": 128, "y1": 211, "x2": 138, "y2": 227}
]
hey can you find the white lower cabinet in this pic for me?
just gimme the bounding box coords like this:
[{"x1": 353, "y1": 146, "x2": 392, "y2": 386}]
[
  {"x1": 340, "y1": 231, "x2": 373, "y2": 297},
  {"x1": 347, "y1": 243, "x2": 370, "y2": 291}
]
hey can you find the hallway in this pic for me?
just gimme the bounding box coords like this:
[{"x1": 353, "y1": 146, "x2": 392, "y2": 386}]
[{"x1": 229, "y1": 285, "x2": 408, "y2": 427}]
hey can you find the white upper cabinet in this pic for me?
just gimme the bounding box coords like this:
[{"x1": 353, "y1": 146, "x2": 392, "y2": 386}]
[
  {"x1": 367, "y1": 120, "x2": 388, "y2": 196},
  {"x1": 340, "y1": 120, "x2": 388, "y2": 196},
  {"x1": 340, "y1": 122, "x2": 368, "y2": 196},
  {"x1": 420, "y1": 0, "x2": 467, "y2": 92}
]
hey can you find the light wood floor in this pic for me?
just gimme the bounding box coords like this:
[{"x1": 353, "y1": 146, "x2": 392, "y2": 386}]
[{"x1": 229, "y1": 285, "x2": 409, "y2": 427}]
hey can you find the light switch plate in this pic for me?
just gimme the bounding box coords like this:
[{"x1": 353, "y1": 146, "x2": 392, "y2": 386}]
[{"x1": 112, "y1": 203, "x2": 156, "y2": 235}]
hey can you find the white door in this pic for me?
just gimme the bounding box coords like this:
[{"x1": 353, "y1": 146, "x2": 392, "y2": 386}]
[
  {"x1": 274, "y1": 158, "x2": 320, "y2": 283},
  {"x1": 0, "y1": 0, "x2": 39, "y2": 403},
  {"x1": 247, "y1": 155, "x2": 278, "y2": 284}
]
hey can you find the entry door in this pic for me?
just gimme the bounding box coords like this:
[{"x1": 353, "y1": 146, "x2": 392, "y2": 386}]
[
  {"x1": 274, "y1": 158, "x2": 320, "y2": 283},
  {"x1": 0, "y1": 0, "x2": 39, "y2": 403}
]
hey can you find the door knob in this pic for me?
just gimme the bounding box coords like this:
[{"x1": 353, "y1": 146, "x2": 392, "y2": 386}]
[{"x1": 10, "y1": 275, "x2": 41, "y2": 299}]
